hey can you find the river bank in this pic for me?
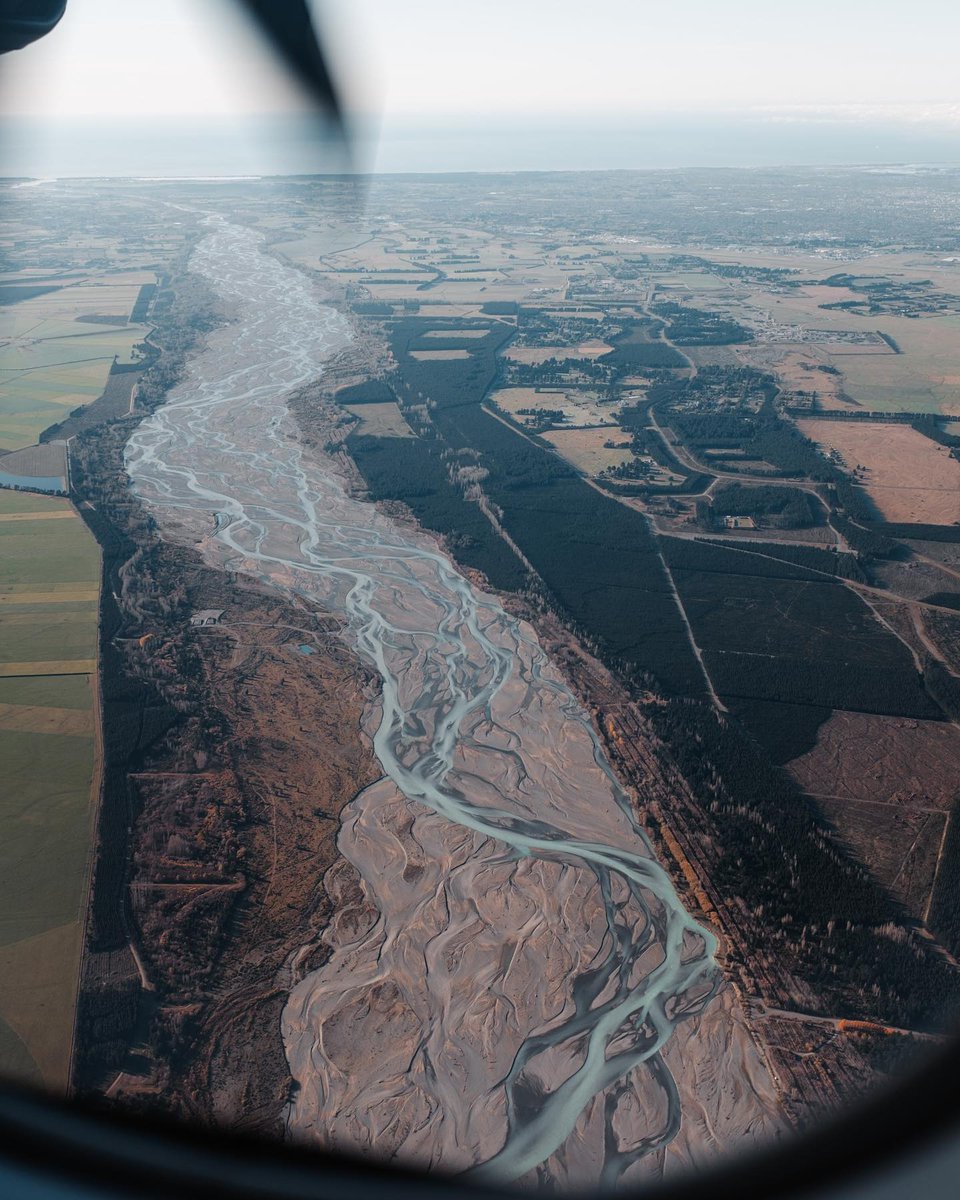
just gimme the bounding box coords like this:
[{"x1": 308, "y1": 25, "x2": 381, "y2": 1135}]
[{"x1": 68, "y1": 265, "x2": 380, "y2": 1131}]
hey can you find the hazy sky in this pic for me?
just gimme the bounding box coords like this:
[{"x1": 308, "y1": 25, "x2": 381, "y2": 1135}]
[{"x1": 3, "y1": 0, "x2": 960, "y2": 173}]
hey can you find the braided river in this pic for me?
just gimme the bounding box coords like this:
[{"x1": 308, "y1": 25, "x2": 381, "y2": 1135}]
[{"x1": 126, "y1": 217, "x2": 778, "y2": 1188}]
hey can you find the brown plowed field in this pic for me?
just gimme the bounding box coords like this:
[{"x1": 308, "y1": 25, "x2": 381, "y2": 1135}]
[{"x1": 797, "y1": 419, "x2": 960, "y2": 524}]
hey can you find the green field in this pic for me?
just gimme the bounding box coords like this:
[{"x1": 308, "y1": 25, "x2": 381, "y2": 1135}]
[
  {"x1": 0, "y1": 491, "x2": 71, "y2": 514},
  {"x1": 0, "y1": 519, "x2": 105, "y2": 585},
  {"x1": 0, "y1": 488, "x2": 100, "y2": 1090},
  {"x1": 0, "y1": 611, "x2": 97, "y2": 664},
  {"x1": 0, "y1": 674, "x2": 92, "y2": 708},
  {"x1": 0, "y1": 276, "x2": 149, "y2": 450},
  {"x1": 0, "y1": 730, "x2": 96, "y2": 943}
]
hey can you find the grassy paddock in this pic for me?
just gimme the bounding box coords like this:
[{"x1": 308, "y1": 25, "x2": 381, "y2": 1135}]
[{"x1": 0, "y1": 487, "x2": 99, "y2": 1088}]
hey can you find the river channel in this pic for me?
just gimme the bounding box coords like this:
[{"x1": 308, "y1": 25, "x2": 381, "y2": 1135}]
[{"x1": 125, "y1": 216, "x2": 721, "y2": 1187}]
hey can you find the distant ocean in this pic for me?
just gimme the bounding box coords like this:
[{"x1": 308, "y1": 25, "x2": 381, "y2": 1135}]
[{"x1": 3, "y1": 113, "x2": 960, "y2": 177}]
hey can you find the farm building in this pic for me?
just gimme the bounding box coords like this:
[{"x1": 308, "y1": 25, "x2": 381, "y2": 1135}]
[{"x1": 189, "y1": 609, "x2": 224, "y2": 627}]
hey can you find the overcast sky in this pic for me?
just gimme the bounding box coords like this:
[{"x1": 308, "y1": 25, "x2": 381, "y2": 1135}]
[{"x1": 3, "y1": 0, "x2": 960, "y2": 173}]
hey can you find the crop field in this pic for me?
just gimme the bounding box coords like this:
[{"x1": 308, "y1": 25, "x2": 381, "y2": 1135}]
[
  {"x1": 742, "y1": 345, "x2": 851, "y2": 409},
  {"x1": 797, "y1": 419, "x2": 960, "y2": 525},
  {"x1": 0, "y1": 659, "x2": 96, "y2": 677},
  {"x1": 430, "y1": 280, "x2": 535, "y2": 303},
  {"x1": 540, "y1": 427, "x2": 634, "y2": 476},
  {"x1": 422, "y1": 328, "x2": 490, "y2": 339},
  {"x1": 0, "y1": 700, "x2": 92, "y2": 735},
  {"x1": 808, "y1": 340, "x2": 892, "y2": 356},
  {"x1": 655, "y1": 272, "x2": 731, "y2": 291},
  {"x1": 358, "y1": 274, "x2": 428, "y2": 285},
  {"x1": 539, "y1": 309, "x2": 604, "y2": 321},
  {"x1": 0, "y1": 603, "x2": 97, "y2": 660},
  {"x1": 0, "y1": 443, "x2": 67, "y2": 478},
  {"x1": 0, "y1": 586, "x2": 99, "y2": 606},
  {"x1": 0, "y1": 508, "x2": 75, "y2": 523},
  {"x1": 0, "y1": 492, "x2": 76, "y2": 517},
  {"x1": 753, "y1": 292, "x2": 876, "y2": 330},
  {"x1": 684, "y1": 345, "x2": 742, "y2": 368},
  {"x1": 490, "y1": 386, "x2": 618, "y2": 428},
  {"x1": 502, "y1": 340, "x2": 612, "y2": 364},
  {"x1": 0, "y1": 512, "x2": 105, "y2": 586},
  {"x1": 417, "y1": 303, "x2": 495, "y2": 320},
  {"x1": 344, "y1": 402, "x2": 414, "y2": 438},
  {"x1": 809, "y1": 316, "x2": 959, "y2": 412},
  {"x1": 0, "y1": 273, "x2": 150, "y2": 450},
  {"x1": 402, "y1": 322, "x2": 501, "y2": 352},
  {"x1": 0, "y1": 488, "x2": 100, "y2": 1089}
]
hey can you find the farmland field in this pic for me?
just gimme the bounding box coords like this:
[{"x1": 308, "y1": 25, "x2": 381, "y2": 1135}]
[
  {"x1": 490, "y1": 385, "x2": 618, "y2": 428},
  {"x1": 540, "y1": 426, "x2": 634, "y2": 475},
  {"x1": 344, "y1": 401, "x2": 414, "y2": 438},
  {"x1": 0, "y1": 487, "x2": 100, "y2": 1090},
  {"x1": 502, "y1": 340, "x2": 612, "y2": 364},
  {"x1": 741, "y1": 345, "x2": 852, "y2": 410},
  {"x1": 819, "y1": 316, "x2": 960, "y2": 413},
  {"x1": 0, "y1": 443, "x2": 68, "y2": 479},
  {"x1": 540, "y1": 309, "x2": 604, "y2": 321},
  {"x1": 422, "y1": 328, "x2": 490, "y2": 339},
  {"x1": 0, "y1": 272, "x2": 151, "y2": 450},
  {"x1": 797, "y1": 419, "x2": 960, "y2": 525},
  {"x1": 0, "y1": 603, "x2": 98, "y2": 660},
  {"x1": 0, "y1": 511, "x2": 106, "y2": 585}
]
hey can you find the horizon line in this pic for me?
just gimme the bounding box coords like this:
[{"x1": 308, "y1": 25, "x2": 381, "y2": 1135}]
[{"x1": 5, "y1": 159, "x2": 960, "y2": 182}]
